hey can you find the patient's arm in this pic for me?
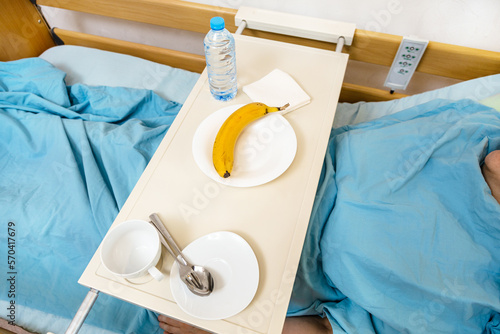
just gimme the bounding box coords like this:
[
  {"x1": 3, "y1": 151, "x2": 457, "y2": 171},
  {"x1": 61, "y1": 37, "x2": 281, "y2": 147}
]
[
  {"x1": 158, "y1": 314, "x2": 332, "y2": 334},
  {"x1": 482, "y1": 150, "x2": 500, "y2": 204}
]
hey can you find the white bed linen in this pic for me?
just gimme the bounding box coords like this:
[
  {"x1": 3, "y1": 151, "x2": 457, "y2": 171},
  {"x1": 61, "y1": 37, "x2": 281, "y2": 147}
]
[
  {"x1": 39, "y1": 45, "x2": 200, "y2": 105},
  {"x1": 334, "y1": 73, "x2": 500, "y2": 128}
]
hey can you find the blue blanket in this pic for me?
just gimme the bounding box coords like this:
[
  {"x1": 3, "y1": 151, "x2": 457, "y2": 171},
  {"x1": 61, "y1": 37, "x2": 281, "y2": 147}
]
[
  {"x1": 2, "y1": 57, "x2": 500, "y2": 334},
  {"x1": 289, "y1": 99, "x2": 500, "y2": 333},
  {"x1": 0, "y1": 58, "x2": 184, "y2": 333}
]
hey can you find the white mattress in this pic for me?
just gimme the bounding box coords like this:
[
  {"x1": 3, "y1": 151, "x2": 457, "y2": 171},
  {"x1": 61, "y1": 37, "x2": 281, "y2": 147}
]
[{"x1": 39, "y1": 45, "x2": 200, "y2": 105}]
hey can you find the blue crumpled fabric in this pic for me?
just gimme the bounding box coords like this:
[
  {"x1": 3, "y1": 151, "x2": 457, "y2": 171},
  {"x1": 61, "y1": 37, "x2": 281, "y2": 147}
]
[
  {"x1": 0, "y1": 58, "x2": 186, "y2": 334},
  {"x1": 288, "y1": 98, "x2": 500, "y2": 333}
]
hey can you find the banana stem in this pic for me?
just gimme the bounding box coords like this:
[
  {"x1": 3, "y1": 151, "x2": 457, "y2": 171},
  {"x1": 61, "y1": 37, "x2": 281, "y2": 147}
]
[{"x1": 278, "y1": 103, "x2": 290, "y2": 111}]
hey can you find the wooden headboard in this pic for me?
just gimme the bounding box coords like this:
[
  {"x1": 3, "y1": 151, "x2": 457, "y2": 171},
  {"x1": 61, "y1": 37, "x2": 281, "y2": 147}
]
[{"x1": 2, "y1": 0, "x2": 500, "y2": 103}]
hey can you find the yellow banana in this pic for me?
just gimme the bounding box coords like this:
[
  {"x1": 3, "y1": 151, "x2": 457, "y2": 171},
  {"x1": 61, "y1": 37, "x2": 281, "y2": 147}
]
[{"x1": 212, "y1": 102, "x2": 289, "y2": 178}]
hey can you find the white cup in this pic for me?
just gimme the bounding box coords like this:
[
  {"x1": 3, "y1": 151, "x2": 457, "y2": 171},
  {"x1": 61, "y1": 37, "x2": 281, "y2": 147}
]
[{"x1": 100, "y1": 219, "x2": 164, "y2": 281}]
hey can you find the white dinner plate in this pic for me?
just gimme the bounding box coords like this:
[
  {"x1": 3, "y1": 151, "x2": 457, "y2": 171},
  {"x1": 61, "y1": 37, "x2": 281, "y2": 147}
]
[
  {"x1": 192, "y1": 104, "x2": 297, "y2": 187},
  {"x1": 170, "y1": 231, "x2": 259, "y2": 320}
]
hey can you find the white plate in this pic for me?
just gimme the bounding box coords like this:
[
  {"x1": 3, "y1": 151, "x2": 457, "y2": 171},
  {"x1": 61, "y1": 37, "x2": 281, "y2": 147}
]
[
  {"x1": 170, "y1": 231, "x2": 259, "y2": 320},
  {"x1": 192, "y1": 104, "x2": 297, "y2": 187}
]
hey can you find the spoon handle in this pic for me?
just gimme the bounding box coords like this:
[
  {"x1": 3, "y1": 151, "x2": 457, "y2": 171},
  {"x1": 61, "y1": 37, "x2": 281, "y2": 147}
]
[
  {"x1": 148, "y1": 217, "x2": 205, "y2": 292},
  {"x1": 149, "y1": 221, "x2": 179, "y2": 264},
  {"x1": 149, "y1": 213, "x2": 188, "y2": 266}
]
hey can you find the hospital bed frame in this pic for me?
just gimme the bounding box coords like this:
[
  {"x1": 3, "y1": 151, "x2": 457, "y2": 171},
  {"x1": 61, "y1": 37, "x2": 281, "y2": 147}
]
[
  {"x1": 2, "y1": 0, "x2": 500, "y2": 104},
  {"x1": 1, "y1": 1, "x2": 500, "y2": 333}
]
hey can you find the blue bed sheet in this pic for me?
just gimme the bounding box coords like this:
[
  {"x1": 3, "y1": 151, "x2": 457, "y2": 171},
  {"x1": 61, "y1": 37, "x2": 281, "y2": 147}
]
[
  {"x1": 0, "y1": 58, "x2": 185, "y2": 334},
  {"x1": 288, "y1": 98, "x2": 500, "y2": 333},
  {"x1": 2, "y1": 56, "x2": 500, "y2": 334}
]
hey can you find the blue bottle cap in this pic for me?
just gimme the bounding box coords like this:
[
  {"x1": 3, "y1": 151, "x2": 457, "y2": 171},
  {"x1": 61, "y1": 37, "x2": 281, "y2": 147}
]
[{"x1": 210, "y1": 17, "x2": 225, "y2": 30}]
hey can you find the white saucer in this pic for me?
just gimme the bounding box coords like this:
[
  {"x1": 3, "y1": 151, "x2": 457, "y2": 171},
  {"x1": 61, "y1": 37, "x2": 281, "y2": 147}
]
[
  {"x1": 192, "y1": 104, "x2": 297, "y2": 187},
  {"x1": 170, "y1": 231, "x2": 259, "y2": 320}
]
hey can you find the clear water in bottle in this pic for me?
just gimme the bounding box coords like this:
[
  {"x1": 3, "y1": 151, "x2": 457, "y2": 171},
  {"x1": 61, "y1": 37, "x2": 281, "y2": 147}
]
[{"x1": 204, "y1": 17, "x2": 237, "y2": 101}]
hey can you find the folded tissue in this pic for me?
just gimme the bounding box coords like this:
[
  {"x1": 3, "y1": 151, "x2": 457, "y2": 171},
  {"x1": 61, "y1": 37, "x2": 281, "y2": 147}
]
[{"x1": 243, "y1": 69, "x2": 311, "y2": 115}]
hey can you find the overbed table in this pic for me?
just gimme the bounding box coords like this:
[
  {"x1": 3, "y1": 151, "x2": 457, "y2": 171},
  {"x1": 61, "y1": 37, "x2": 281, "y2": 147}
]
[{"x1": 79, "y1": 34, "x2": 348, "y2": 334}]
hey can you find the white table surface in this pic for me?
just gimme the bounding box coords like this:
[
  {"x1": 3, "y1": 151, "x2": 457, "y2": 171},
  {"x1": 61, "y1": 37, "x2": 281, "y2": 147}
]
[{"x1": 79, "y1": 34, "x2": 348, "y2": 334}]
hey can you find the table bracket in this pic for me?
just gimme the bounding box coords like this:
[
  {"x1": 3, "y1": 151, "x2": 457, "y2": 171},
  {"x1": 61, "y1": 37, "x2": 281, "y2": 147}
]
[
  {"x1": 234, "y1": 6, "x2": 355, "y2": 50},
  {"x1": 64, "y1": 288, "x2": 100, "y2": 334}
]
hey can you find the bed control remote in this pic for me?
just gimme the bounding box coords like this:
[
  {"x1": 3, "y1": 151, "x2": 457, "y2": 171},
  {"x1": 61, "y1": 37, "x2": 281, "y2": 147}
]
[{"x1": 384, "y1": 36, "x2": 428, "y2": 91}]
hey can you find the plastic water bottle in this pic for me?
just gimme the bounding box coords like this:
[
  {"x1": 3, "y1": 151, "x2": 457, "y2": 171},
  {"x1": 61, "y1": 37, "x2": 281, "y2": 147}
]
[{"x1": 204, "y1": 17, "x2": 237, "y2": 101}]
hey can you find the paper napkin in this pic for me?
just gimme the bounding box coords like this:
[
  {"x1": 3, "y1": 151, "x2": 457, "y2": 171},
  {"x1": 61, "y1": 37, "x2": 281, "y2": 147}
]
[{"x1": 242, "y1": 69, "x2": 311, "y2": 115}]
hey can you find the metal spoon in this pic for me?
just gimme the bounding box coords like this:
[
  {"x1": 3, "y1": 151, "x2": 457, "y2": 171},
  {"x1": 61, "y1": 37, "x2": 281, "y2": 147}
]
[
  {"x1": 149, "y1": 213, "x2": 214, "y2": 296},
  {"x1": 151, "y1": 225, "x2": 206, "y2": 292}
]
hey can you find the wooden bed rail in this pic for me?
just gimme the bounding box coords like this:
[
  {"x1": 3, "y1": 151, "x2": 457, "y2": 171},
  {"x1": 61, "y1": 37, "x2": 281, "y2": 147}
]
[
  {"x1": 38, "y1": 0, "x2": 238, "y2": 36},
  {"x1": 52, "y1": 28, "x2": 207, "y2": 73}
]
